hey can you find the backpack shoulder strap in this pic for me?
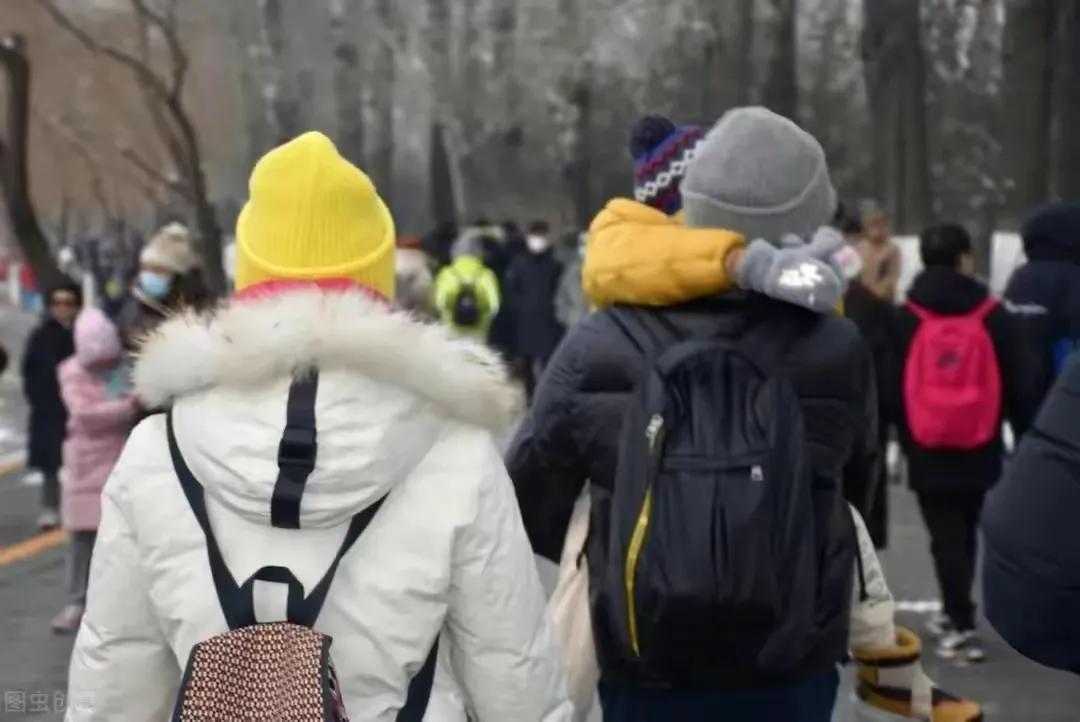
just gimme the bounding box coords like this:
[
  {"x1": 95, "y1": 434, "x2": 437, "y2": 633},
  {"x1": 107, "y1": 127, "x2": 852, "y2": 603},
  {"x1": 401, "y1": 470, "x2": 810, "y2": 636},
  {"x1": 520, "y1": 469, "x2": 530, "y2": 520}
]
[
  {"x1": 168, "y1": 407, "x2": 386, "y2": 629},
  {"x1": 905, "y1": 300, "x2": 934, "y2": 322},
  {"x1": 972, "y1": 296, "x2": 999, "y2": 321},
  {"x1": 169, "y1": 412, "x2": 439, "y2": 722},
  {"x1": 271, "y1": 373, "x2": 319, "y2": 529},
  {"x1": 609, "y1": 306, "x2": 682, "y2": 359}
]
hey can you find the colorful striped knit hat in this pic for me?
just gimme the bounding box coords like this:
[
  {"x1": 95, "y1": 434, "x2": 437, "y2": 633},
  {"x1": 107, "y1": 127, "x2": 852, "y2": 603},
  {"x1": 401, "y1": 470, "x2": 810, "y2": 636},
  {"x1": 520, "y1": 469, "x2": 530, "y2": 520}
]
[{"x1": 629, "y1": 115, "x2": 705, "y2": 215}]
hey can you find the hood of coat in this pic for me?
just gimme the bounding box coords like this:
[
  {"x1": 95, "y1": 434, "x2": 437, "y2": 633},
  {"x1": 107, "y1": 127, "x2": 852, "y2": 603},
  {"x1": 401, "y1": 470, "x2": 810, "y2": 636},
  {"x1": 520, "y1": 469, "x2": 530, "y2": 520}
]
[
  {"x1": 907, "y1": 266, "x2": 989, "y2": 315},
  {"x1": 74, "y1": 308, "x2": 121, "y2": 367},
  {"x1": 134, "y1": 286, "x2": 521, "y2": 528},
  {"x1": 1022, "y1": 202, "x2": 1080, "y2": 264}
]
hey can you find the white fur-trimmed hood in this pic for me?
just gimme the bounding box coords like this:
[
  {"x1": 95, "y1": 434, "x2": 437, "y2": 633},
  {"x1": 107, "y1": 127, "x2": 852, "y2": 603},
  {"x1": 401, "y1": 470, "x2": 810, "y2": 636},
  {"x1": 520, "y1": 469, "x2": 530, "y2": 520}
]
[{"x1": 134, "y1": 288, "x2": 522, "y2": 431}]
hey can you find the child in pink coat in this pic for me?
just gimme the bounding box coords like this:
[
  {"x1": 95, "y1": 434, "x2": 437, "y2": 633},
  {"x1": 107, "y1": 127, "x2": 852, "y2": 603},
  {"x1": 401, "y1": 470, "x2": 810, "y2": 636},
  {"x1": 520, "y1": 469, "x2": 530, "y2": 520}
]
[{"x1": 52, "y1": 308, "x2": 138, "y2": 633}]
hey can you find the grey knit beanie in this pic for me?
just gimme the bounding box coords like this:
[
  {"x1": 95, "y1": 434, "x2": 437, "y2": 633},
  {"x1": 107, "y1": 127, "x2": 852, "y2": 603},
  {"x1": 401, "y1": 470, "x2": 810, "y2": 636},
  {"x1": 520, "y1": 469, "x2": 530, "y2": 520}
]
[{"x1": 681, "y1": 107, "x2": 837, "y2": 243}]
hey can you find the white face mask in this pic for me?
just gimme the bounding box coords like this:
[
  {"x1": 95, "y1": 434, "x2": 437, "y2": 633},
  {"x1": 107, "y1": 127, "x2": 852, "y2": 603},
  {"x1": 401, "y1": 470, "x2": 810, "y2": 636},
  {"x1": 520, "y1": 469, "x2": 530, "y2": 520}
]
[{"x1": 526, "y1": 234, "x2": 550, "y2": 254}]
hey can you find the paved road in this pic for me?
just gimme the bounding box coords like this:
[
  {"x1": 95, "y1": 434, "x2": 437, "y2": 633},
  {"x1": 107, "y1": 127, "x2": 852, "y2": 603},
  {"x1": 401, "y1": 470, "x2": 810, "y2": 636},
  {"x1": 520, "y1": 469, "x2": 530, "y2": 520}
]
[{"x1": 0, "y1": 472, "x2": 1077, "y2": 720}]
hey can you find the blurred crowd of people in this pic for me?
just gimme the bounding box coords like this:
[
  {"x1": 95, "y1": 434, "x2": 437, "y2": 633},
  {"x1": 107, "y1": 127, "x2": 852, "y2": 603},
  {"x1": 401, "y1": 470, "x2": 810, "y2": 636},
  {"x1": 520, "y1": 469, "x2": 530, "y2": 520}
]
[{"x1": 5, "y1": 106, "x2": 1079, "y2": 722}]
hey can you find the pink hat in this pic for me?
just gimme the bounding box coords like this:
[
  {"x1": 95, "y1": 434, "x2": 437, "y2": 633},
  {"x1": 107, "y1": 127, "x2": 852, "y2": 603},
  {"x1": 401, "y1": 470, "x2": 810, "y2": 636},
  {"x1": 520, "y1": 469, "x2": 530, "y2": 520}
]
[{"x1": 74, "y1": 308, "x2": 122, "y2": 367}]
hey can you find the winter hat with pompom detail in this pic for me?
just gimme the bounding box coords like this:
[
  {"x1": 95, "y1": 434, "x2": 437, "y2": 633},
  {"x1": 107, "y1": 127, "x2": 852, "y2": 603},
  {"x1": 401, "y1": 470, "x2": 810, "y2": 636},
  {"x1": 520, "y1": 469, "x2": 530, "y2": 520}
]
[
  {"x1": 630, "y1": 115, "x2": 705, "y2": 215},
  {"x1": 682, "y1": 107, "x2": 837, "y2": 243},
  {"x1": 235, "y1": 131, "x2": 396, "y2": 298}
]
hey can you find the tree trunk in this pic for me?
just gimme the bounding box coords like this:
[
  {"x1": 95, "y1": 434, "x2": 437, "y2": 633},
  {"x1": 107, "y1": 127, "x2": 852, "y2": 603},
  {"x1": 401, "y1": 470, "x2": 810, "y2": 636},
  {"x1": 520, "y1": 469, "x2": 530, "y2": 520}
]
[
  {"x1": 430, "y1": 122, "x2": 458, "y2": 225},
  {"x1": 259, "y1": 0, "x2": 302, "y2": 144},
  {"x1": 168, "y1": 97, "x2": 226, "y2": 295},
  {"x1": 1054, "y1": 0, "x2": 1080, "y2": 200},
  {"x1": 370, "y1": 0, "x2": 397, "y2": 195},
  {"x1": 762, "y1": 0, "x2": 798, "y2": 120},
  {"x1": 427, "y1": 0, "x2": 459, "y2": 224},
  {"x1": 734, "y1": 0, "x2": 756, "y2": 105},
  {"x1": 1001, "y1": 0, "x2": 1055, "y2": 223},
  {"x1": 492, "y1": 0, "x2": 521, "y2": 136},
  {"x1": 862, "y1": 0, "x2": 932, "y2": 233},
  {"x1": 0, "y1": 36, "x2": 63, "y2": 290},
  {"x1": 329, "y1": 0, "x2": 364, "y2": 166}
]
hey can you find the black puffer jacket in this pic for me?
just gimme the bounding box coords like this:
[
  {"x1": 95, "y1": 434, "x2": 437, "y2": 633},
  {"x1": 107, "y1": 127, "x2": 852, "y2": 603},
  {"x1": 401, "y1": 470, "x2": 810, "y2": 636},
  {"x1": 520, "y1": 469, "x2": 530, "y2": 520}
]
[
  {"x1": 21, "y1": 319, "x2": 75, "y2": 474},
  {"x1": 983, "y1": 354, "x2": 1080, "y2": 674},
  {"x1": 507, "y1": 293, "x2": 875, "y2": 685},
  {"x1": 1004, "y1": 203, "x2": 1080, "y2": 417},
  {"x1": 895, "y1": 268, "x2": 1039, "y2": 495}
]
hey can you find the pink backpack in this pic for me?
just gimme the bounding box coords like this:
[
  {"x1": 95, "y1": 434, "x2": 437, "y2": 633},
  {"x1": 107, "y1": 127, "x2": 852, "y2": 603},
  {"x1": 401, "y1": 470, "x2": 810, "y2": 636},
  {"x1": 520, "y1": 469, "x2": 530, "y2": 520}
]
[{"x1": 903, "y1": 298, "x2": 1002, "y2": 450}]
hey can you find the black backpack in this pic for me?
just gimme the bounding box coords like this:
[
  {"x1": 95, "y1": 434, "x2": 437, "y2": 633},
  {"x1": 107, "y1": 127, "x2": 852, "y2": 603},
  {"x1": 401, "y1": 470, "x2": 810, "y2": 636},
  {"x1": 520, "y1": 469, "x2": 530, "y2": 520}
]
[
  {"x1": 452, "y1": 271, "x2": 482, "y2": 327},
  {"x1": 602, "y1": 310, "x2": 819, "y2": 684}
]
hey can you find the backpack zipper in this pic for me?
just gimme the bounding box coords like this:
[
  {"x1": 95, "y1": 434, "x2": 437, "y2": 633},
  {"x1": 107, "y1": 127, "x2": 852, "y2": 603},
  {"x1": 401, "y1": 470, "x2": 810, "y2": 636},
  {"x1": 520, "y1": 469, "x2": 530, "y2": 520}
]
[{"x1": 626, "y1": 413, "x2": 664, "y2": 657}]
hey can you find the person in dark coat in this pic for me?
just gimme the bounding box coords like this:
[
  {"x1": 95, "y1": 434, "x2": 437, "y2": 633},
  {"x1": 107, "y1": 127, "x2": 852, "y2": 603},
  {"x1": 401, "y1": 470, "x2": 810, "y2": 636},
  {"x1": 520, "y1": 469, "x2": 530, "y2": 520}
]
[
  {"x1": 504, "y1": 220, "x2": 565, "y2": 398},
  {"x1": 508, "y1": 107, "x2": 874, "y2": 721},
  {"x1": 117, "y1": 222, "x2": 206, "y2": 351},
  {"x1": 894, "y1": 224, "x2": 1037, "y2": 664},
  {"x1": 982, "y1": 353, "x2": 1080, "y2": 675},
  {"x1": 1003, "y1": 202, "x2": 1080, "y2": 418},
  {"x1": 486, "y1": 221, "x2": 527, "y2": 358},
  {"x1": 838, "y1": 208, "x2": 898, "y2": 549},
  {"x1": 22, "y1": 280, "x2": 82, "y2": 529}
]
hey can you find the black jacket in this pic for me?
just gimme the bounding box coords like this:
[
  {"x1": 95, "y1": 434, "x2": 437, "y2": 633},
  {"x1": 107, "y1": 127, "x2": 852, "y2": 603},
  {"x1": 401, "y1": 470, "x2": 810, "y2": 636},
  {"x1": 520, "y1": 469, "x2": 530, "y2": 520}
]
[
  {"x1": 507, "y1": 293, "x2": 875, "y2": 684},
  {"x1": 504, "y1": 250, "x2": 564, "y2": 360},
  {"x1": 21, "y1": 319, "x2": 74, "y2": 473},
  {"x1": 895, "y1": 268, "x2": 1037, "y2": 495},
  {"x1": 1004, "y1": 260, "x2": 1080, "y2": 418},
  {"x1": 983, "y1": 354, "x2": 1080, "y2": 675}
]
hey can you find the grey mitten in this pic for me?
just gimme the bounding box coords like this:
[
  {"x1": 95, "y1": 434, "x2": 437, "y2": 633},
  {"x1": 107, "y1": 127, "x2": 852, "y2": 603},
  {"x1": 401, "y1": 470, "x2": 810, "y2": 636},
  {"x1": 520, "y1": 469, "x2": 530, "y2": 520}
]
[
  {"x1": 736, "y1": 238, "x2": 845, "y2": 313},
  {"x1": 783, "y1": 226, "x2": 863, "y2": 281}
]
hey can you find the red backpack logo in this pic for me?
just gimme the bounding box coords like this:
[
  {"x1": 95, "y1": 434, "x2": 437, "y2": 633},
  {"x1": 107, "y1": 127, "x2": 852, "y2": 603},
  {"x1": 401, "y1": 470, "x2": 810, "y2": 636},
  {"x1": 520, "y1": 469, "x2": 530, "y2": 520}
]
[{"x1": 903, "y1": 298, "x2": 1002, "y2": 450}]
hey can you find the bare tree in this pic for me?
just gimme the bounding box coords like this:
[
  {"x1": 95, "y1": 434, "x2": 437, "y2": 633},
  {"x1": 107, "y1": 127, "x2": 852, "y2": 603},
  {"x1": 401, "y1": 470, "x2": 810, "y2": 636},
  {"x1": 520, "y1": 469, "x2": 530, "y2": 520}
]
[
  {"x1": 36, "y1": 0, "x2": 227, "y2": 294},
  {"x1": 1001, "y1": 0, "x2": 1054, "y2": 223},
  {"x1": 862, "y1": 0, "x2": 931, "y2": 232},
  {"x1": 368, "y1": 0, "x2": 398, "y2": 196},
  {"x1": 1054, "y1": 0, "x2": 1080, "y2": 200},
  {"x1": 763, "y1": 0, "x2": 798, "y2": 120},
  {"x1": 257, "y1": 0, "x2": 302, "y2": 145},
  {"x1": 0, "y1": 35, "x2": 64, "y2": 290},
  {"x1": 329, "y1": 0, "x2": 365, "y2": 166}
]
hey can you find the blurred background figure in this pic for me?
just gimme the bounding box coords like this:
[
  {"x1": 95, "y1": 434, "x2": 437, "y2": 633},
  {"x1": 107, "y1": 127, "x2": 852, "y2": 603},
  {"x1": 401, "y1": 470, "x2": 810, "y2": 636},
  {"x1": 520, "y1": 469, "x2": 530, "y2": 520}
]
[
  {"x1": 433, "y1": 246, "x2": 501, "y2": 342},
  {"x1": 1003, "y1": 202, "x2": 1080, "y2": 417},
  {"x1": 394, "y1": 235, "x2": 435, "y2": 319},
  {"x1": 117, "y1": 222, "x2": 203, "y2": 350},
  {"x1": 857, "y1": 200, "x2": 901, "y2": 302},
  {"x1": 838, "y1": 201, "x2": 896, "y2": 548},
  {"x1": 22, "y1": 280, "x2": 82, "y2": 530},
  {"x1": 555, "y1": 230, "x2": 588, "y2": 330},
  {"x1": 505, "y1": 220, "x2": 565, "y2": 398},
  {"x1": 52, "y1": 308, "x2": 138, "y2": 633}
]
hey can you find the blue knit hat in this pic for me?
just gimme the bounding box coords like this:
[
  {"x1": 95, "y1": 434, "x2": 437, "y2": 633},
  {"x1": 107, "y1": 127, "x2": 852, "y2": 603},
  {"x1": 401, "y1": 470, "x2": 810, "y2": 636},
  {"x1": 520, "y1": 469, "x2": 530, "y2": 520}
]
[{"x1": 629, "y1": 115, "x2": 705, "y2": 215}]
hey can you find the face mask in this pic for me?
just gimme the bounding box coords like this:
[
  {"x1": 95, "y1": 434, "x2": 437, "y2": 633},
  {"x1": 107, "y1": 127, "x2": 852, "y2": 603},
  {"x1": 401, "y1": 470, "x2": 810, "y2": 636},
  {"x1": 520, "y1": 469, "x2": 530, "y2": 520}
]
[
  {"x1": 526, "y1": 234, "x2": 550, "y2": 254},
  {"x1": 139, "y1": 271, "x2": 173, "y2": 300}
]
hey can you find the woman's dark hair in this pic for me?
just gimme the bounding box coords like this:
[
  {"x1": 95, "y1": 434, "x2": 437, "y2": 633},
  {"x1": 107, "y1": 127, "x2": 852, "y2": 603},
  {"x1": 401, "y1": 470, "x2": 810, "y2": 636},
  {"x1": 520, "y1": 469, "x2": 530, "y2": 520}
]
[
  {"x1": 46, "y1": 278, "x2": 83, "y2": 305},
  {"x1": 528, "y1": 220, "x2": 550, "y2": 235},
  {"x1": 920, "y1": 223, "x2": 973, "y2": 268}
]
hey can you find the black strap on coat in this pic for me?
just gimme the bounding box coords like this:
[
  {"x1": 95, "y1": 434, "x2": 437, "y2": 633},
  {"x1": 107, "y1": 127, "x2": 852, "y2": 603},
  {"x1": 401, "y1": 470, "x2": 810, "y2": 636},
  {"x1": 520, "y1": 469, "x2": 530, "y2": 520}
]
[
  {"x1": 167, "y1": 410, "x2": 438, "y2": 720},
  {"x1": 271, "y1": 373, "x2": 320, "y2": 529}
]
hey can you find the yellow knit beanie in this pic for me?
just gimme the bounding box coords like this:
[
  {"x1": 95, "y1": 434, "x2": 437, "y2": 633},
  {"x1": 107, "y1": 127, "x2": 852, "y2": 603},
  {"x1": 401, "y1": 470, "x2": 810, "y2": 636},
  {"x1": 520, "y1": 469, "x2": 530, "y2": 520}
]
[{"x1": 235, "y1": 131, "x2": 396, "y2": 297}]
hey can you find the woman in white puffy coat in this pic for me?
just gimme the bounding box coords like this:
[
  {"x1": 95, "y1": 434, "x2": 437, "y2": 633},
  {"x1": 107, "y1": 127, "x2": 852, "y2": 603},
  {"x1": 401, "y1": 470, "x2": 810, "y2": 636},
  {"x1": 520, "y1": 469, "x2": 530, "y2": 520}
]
[{"x1": 66, "y1": 132, "x2": 570, "y2": 721}]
